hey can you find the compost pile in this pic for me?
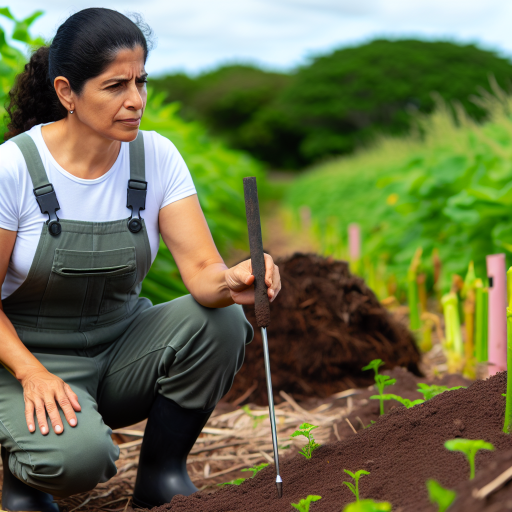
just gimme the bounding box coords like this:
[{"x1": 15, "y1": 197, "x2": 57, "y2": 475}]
[
  {"x1": 155, "y1": 372, "x2": 512, "y2": 512},
  {"x1": 226, "y1": 253, "x2": 421, "y2": 405}
]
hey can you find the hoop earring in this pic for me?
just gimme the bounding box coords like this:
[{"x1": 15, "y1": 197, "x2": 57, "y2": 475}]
[{"x1": 69, "y1": 110, "x2": 74, "y2": 114}]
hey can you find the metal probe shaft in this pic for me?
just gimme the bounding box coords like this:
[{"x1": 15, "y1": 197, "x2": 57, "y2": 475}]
[
  {"x1": 243, "y1": 176, "x2": 282, "y2": 498},
  {"x1": 261, "y1": 326, "x2": 282, "y2": 497}
]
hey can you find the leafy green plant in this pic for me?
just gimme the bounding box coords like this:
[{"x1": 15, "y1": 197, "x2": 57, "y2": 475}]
[
  {"x1": 417, "y1": 384, "x2": 465, "y2": 401},
  {"x1": 291, "y1": 423, "x2": 320, "y2": 459},
  {"x1": 371, "y1": 394, "x2": 424, "y2": 409},
  {"x1": 286, "y1": 87, "x2": 512, "y2": 292},
  {"x1": 426, "y1": 479, "x2": 456, "y2": 512},
  {"x1": 444, "y1": 439, "x2": 494, "y2": 479},
  {"x1": 217, "y1": 462, "x2": 269, "y2": 487},
  {"x1": 342, "y1": 499, "x2": 392, "y2": 512},
  {"x1": 291, "y1": 495, "x2": 322, "y2": 512},
  {"x1": 343, "y1": 469, "x2": 370, "y2": 502},
  {"x1": 241, "y1": 405, "x2": 267, "y2": 429}
]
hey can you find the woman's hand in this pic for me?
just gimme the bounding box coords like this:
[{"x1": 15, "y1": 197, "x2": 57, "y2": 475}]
[
  {"x1": 225, "y1": 253, "x2": 281, "y2": 305},
  {"x1": 20, "y1": 368, "x2": 81, "y2": 435}
]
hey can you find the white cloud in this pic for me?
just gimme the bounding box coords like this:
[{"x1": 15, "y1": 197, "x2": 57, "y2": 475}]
[{"x1": 2, "y1": 0, "x2": 512, "y2": 75}]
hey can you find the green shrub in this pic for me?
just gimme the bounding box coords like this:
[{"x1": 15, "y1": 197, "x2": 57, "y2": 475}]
[{"x1": 286, "y1": 92, "x2": 512, "y2": 291}]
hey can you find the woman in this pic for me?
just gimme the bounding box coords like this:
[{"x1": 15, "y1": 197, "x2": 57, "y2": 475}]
[{"x1": 0, "y1": 7, "x2": 280, "y2": 510}]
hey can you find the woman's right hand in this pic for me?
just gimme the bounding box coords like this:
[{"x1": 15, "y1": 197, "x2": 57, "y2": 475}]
[{"x1": 20, "y1": 368, "x2": 81, "y2": 435}]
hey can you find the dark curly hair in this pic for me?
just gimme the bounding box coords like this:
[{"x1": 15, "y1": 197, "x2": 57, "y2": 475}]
[{"x1": 5, "y1": 8, "x2": 153, "y2": 140}]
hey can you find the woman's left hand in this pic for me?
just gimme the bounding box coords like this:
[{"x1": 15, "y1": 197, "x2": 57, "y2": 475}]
[{"x1": 225, "y1": 253, "x2": 281, "y2": 305}]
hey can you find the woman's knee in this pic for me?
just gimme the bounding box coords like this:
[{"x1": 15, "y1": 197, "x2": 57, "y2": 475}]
[{"x1": 13, "y1": 431, "x2": 119, "y2": 497}]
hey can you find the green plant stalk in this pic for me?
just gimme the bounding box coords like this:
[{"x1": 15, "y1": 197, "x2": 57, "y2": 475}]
[
  {"x1": 442, "y1": 292, "x2": 463, "y2": 354},
  {"x1": 504, "y1": 268, "x2": 512, "y2": 433},
  {"x1": 475, "y1": 287, "x2": 489, "y2": 362}
]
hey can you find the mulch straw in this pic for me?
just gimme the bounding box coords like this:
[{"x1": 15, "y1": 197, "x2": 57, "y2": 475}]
[{"x1": 44, "y1": 388, "x2": 356, "y2": 511}]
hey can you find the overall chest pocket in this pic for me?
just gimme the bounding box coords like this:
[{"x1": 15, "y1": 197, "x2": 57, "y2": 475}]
[{"x1": 40, "y1": 247, "x2": 137, "y2": 319}]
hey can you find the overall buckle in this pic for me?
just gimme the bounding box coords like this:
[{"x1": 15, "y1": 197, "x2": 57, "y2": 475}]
[
  {"x1": 127, "y1": 179, "x2": 147, "y2": 233},
  {"x1": 33, "y1": 184, "x2": 61, "y2": 236}
]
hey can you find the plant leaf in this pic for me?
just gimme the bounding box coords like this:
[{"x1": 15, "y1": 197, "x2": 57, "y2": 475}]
[
  {"x1": 343, "y1": 481, "x2": 357, "y2": 496},
  {"x1": 426, "y1": 479, "x2": 456, "y2": 512}
]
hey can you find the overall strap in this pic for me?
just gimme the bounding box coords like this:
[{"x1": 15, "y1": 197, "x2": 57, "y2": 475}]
[
  {"x1": 10, "y1": 133, "x2": 62, "y2": 236},
  {"x1": 127, "y1": 131, "x2": 147, "y2": 233}
]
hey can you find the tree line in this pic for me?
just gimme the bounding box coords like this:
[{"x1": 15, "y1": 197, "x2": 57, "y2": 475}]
[{"x1": 152, "y1": 39, "x2": 512, "y2": 170}]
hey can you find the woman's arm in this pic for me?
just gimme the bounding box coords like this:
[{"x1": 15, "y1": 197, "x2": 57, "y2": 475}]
[
  {"x1": 159, "y1": 195, "x2": 281, "y2": 307},
  {"x1": 0, "y1": 228, "x2": 81, "y2": 434}
]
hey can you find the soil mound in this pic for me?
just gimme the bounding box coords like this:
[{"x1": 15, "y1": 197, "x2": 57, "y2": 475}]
[
  {"x1": 156, "y1": 372, "x2": 511, "y2": 512},
  {"x1": 226, "y1": 253, "x2": 421, "y2": 405}
]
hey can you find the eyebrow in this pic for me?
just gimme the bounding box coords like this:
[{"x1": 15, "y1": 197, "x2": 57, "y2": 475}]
[{"x1": 102, "y1": 72, "x2": 148, "y2": 85}]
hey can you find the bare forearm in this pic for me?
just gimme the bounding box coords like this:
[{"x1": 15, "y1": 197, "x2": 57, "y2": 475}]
[
  {"x1": 0, "y1": 307, "x2": 46, "y2": 381},
  {"x1": 186, "y1": 262, "x2": 235, "y2": 308}
]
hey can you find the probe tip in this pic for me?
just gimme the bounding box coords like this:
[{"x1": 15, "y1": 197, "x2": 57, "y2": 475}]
[{"x1": 276, "y1": 477, "x2": 283, "y2": 498}]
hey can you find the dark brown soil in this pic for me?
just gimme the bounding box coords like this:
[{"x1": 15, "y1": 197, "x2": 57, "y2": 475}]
[
  {"x1": 153, "y1": 372, "x2": 511, "y2": 512},
  {"x1": 226, "y1": 253, "x2": 421, "y2": 405},
  {"x1": 332, "y1": 366, "x2": 472, "y2": 441}
]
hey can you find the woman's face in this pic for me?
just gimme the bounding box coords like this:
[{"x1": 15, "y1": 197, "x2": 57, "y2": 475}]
[{"x1": 69, "y1": 46, "x2": 147, "y2": 142}]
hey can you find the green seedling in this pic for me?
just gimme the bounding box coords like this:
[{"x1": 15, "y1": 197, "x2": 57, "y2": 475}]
[
  {"x1": 217, "y1": 477, "x2": 246, "y2": 487},
  {"x1": 217, "y1": 462, "x2": 269, "y2": 487},
  {"x1": 426, "y1": 479, "x2": 456, "y2": 512},
  {"x1": 371, "y1": 393, "x2": 424, "y2": 409},
  {"x1": 241, "y1": 405, "x2": 267, "y2": 429},
  {"x1": 291, "y1": 423, "x2": 320, "y2": 459},
  {"x1": 417, "y1": 383, "x2": 465, "y2": 401},
  {"x1": 291, "y1": 495, "x2": 322, "y2": 511},
  {"x1": 343, "y1": 469, "x2": 370, "y2": 502},
  {"x1": 342, "y1": 499, "x2": 392, "y2": 512},
  {"x1": 241, "y1": 462, "x2": 268, "y2": 478},
  {"x1": 444, "y1": 439, "x2": 494, "y2": 479},
  {"x1": 363, "y1": 359, "x2": 396, "y2": 415}
]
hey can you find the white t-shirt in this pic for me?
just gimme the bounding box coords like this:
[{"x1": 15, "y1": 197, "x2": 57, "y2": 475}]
[{"x1": 0, "y1": 124, "x2": 197, "y2": 300}]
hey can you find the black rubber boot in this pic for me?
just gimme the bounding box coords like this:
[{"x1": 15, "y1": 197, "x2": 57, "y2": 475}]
[
  {"x1": 132, "y1": 394, "x2": 214, "y2": 508},
  {"x1": 1, "y1": 446, "x2": 59, "y2": 512}
]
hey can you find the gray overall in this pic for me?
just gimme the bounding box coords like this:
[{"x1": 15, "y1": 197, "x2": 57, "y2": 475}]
[{"x1": 0, "y1": 132, "x2": 253, "y2": 497}]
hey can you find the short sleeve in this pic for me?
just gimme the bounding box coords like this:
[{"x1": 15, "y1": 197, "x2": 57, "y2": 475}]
[
  {"x1": 0, "y1": 142, "x2": 21, "y2": 231},
  {"x1": 147, "y1": 132, "x2": 196, "y2": 210}
]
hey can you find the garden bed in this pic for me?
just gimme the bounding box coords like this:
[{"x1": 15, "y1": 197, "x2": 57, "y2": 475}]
[{"x1": 157, "y1": 372, "x2": 511, "y2": 511}]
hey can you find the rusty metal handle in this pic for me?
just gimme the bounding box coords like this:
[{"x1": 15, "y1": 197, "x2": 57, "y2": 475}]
[{"x1": 243, "y1": 177, "x2": 270, "y2": 328}]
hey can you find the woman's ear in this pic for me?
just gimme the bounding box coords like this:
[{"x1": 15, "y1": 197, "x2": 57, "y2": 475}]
[{"x1": 53, "y1": 76, "x2": 75, "y2": 112}]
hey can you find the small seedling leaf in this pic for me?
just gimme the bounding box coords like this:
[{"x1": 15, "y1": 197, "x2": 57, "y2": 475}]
[
  {"x1": 291, "y1": 495, "x2": 322, "y2": 512},
  {"x1": 344, "y1": 469, "x2": 356, "y2": 479},
  {"x1": 343, "y1": 481, "x2": 356, "y2": 495},
  {"x1": 362, "y1": 359, "x2": 384, "y2": 375},
  {"x1": 241, "y1": 463, "x2": 268, "y2": 478},
  {"x1": 372, "y1": 394, "x2": 425, "y2": 409},
  {"x1": 417, "y1": 383, "x2": 465, "y2": 401},
  {"x1": 342, "y1": 499, "x2": 392, "y2": 512},
  {"x1": 426, "y1": 479, "x2": 456, "y2": 512},
  {"x1": 217, "y1": 477, "x2": 246, "y2": 487}
]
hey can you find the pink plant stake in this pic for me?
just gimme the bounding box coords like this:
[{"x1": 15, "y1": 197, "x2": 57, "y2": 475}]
[
  {"x1": 486, "y1": 254, "x2": 507, "y2": 375},
  {"x1": 348, "y1": 223, "x2": 361, "y2": 262}
]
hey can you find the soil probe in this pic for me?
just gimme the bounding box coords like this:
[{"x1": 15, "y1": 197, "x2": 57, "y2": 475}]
[{"x1": 243, "y1": 176, "x2": 283, "y2": 498}]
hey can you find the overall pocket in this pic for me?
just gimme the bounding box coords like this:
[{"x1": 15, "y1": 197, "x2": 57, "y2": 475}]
[{"x1": 40, "y1": 247, "x2": 137, "y2": 319}]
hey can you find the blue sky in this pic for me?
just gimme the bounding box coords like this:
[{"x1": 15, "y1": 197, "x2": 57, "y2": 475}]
[{"x1": 3, "y1": 1, "x2": 512, "y2": 76}]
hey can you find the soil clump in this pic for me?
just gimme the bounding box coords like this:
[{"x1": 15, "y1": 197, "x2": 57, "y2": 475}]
[
  {"x1": 154, "y1": 372, "x2": 511, "y2": 512},
  {"x1": 226, "y1": 253, "x2": 421, "y2": 405}
]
